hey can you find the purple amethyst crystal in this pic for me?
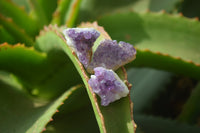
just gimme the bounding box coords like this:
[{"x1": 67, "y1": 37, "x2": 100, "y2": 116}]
[
  {"x1": 88, "y1": 67, "x2": 129, "y2": 106},
  {"x1": 87, "y1": 39, "x2": 136, "y2": 73},
  {"x1": 63, "y1": 28, "x2": 100, "y2": 67}
]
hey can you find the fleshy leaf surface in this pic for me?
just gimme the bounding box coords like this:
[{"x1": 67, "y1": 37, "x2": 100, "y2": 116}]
[
  {"x1": 0, "y1": 15, "x2": 34, "y2": 46},
  {"x1": 52, "y1": 0, "x2": 82, "y2": 27},
  {"x1": 0, "y1": 42, "x2": 81, "y2": 99},
  {"x1": 0, "y1": 0, "x2": 39, "y2": 37},
  {"x1": 135, "y1": 114, "x2": 200, "y2": 133},
  {"x1": 98, "y1": 11, "x2": 200, "y2": 79},
  {"x1": 0, "y1": 77, "x2": 81, "y2": 133},
  {"x1": 178, "y1": 82, "x2": 200, "y2": 124},
  {"x1": 0, "y1": 25, "x2": 16, "y2": 44},
  {"x1": 128, "y1": 68, "x2": 172, "y2": 113},
  {"x1": 44, "y1": 85, "x2": 99, "y2": 133},
  {"x1": 77, "y1": 0, "x2": 180, "y2": 22}
]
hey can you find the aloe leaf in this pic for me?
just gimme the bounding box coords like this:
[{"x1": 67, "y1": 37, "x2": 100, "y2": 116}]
[
  {"x1": 135, "y1": 114, "x2": 200, "y2": 133},
  {"x1": 177, "y1": 82, "x2": 200, "y2": 124},
  {"x1": 129, "y1": 50, "x2": 200, "y2": 80},
  {"x1": 65, "y1": 0, "x2": 82, "y2": 27},
  {"x1": 37, "y1": 25, "x2": 135, "y2": 132},
  {"x1": 51, "y1": 0, "x2": 71, "y2": 25},
  {"x1": 0, "y1": 78, "x2": 82, "y2": 133},
  {"x1": 77, "y1": 0, "x2": 136, "y2": 22},
  {"x1": 0, "y1": 15, "x2": 34, "y2": 46},
  {"x1": 141, "y1": 0, "x2": 180, "y2": 12},
  {"x1": 45, "y1": 105, "x2": 100, "y2": 133},
  {"x1": 127, "y1": 68, "x2": 172, "y2": 113},
  {"x1": 0, "y1": 70, "x2": 23, "y2": 91},
  {"x1": 0, "y1": 25, "x2": 16, "y2": 44},
  {"x1": 29, "y1": 0, "x2": 49, "y2": 27},
  {"x1": 36, "y1": 0, "x2": 57, "y2": 23},
  {"x1": 77, "y1": 0, "x2": 179, "y2": 23},
  {"x1": 11, "y1": 0, "x2": 30, "y2": 12},
  {"x1": 52, "y1": 0, "x2": 82, "y2": 27},
  {"x1": 44, "y1": 85, "x2": 99, "y2": 133},
  {"x1": 34, "y1": 28, "x2": 82, "y2": 99},
  {"x1": 97, "y1": 11, "x2": 200, "y2": 79},
  {"x1": 0, "y1": 0, "x2": 39, "y2": 37},
  {"x1": 0, "y1": 43, "x2": 81, "y2": 99},
  {"x1": 0, "y1": 43, "x2": 48, "y2": 86},
  {"x1": 54, "y1": 85, "x2": 90, "y2": 115}
]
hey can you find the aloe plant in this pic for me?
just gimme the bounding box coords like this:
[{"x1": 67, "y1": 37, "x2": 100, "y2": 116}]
[{"x1": 1, "y1": 0, "x2": 200, "y2": 133}]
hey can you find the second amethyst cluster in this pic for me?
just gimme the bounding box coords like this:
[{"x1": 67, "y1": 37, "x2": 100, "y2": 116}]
[{"x1": 87, "y1": 39, "x2": 136, "y2": 73}]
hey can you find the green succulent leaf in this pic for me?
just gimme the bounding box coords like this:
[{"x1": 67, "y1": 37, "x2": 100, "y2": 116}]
[
  {"x1": 52, "y1": 0, "x2": 82, "y2": 27},
  {"x1": 45, "y1": 105, "x2": 100, "y2": 133},
  {"x1": 11, "y1": 0, "x2": 31, "y2": 12},
  {"x1": 36, "y1": 0, "x2": 57, "y2": 23},
  {"x1": 97, "y1": 11, "x2": 200, "y2": 79},
  {"x1": 131, "y1": 49, "x2": 200, "y2": 80},
  {"x1": 0, "y1": 43, "x2": 48, "y2": 85},
  {"x1": 28, "y1": 0, "x2": 57, "y2": 24},
  {"x1": 0, "y1": 42, "x2": 81, "y2": 99},
  {"x1": 44, "y1": 85, "x2": 99, "y2": 133},
  {"x1": 127, "y1": 68, "x2": 172, "y2": 113},
  {"x1": 0, "y1": 76, "x2": 82, "y2": 133},
  {"x1": 29, "y1": 0, "x2": 50, "y2": 27},
  {"x1": 0, "y1": 0, "x2": 39, "y2": 37},
  {"x1": 0, "y1": 25, "x2": 16, "y2": 44},
  {"x1": 0, "y1": 71, "x2": 24, "y2": 91},
  {"x1": 77, "y1": 0, "x2": 179, "y2": 23},
  {"x1": 51, "y1": 0, "x2": 71, "y2": 25},
  {"x1": 135, "y1": 114, "x2": 200, "y2": 133},
  {"x1": 0, "y1": 15, "x2": 34, "y2": 46},
  {"x1": 178, "y1": 82, "x2": 200, "y2": 124},
  {"x1": 131, "y1": 0, "x2": 180, "y2": 12}
]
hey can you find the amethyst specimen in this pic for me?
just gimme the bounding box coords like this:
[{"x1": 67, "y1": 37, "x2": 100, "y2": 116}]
[
  {"x1": 88, "y1": 67, "x2": 129, "y2": 106},
  {"x1": 87, "y1": 39, "x2": 136, "y2": 73},
  {"x1": 63, "y1": 28, "x2": 136, "y2": 106},
  {"x1": 63, "y1": 28, "x2": 100, "y2": 67}
]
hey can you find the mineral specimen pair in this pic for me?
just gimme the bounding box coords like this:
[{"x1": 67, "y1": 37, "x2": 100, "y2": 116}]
[{"x1": 63, "y1": 28, "x2": 136, "y2": 106}]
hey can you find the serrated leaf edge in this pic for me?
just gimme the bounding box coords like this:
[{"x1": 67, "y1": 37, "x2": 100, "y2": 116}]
[
  {"x1": 41, "y1": 84, "x2": 83, "y2": 133},
  {"x1": 36, "y1": 24, "x2": 107, "y2": 133}
]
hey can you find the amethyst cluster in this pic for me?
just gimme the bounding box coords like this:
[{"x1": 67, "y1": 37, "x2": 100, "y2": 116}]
[
  {"x1": 63, "y1": 28, "x2": 100, "y2": 67},
  {"x1": 63, "y1": 28, "x2": 136, "y2": 106},
  {"x1": 87, "y1": 40, "x2": 136, "y2": 73},
  {"x1": 88, "y1": 67, "x2": 129, "y2": 106}
]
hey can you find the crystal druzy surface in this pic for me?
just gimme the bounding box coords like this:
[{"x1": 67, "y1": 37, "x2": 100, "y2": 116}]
[
  {"x1": 88, "y1": 67, "x2": 129, "y2": 106},
  {"x1": 63, "y1": 28, "x2": 136, "y2": 106},
  {"x1": 63, "y1": 28, "x2": 100, "y2": 67},
  {"x1": 87, "y1": 39, "x2": 136, "y2": 73}
]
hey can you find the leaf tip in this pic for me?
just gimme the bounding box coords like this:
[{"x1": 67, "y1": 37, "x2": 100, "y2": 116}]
[
  {"x1": 195, "y1": 17, "x2": 199, "y2": 21},
  {"x1": 196, "y1": 64, "x2": 200, "y2": 67},
  {"x1": 146, "y1": 9, "x2": 150, "y2": 13},
  {"x1": 144, "y1": 48, "x2": 150, "y2": 52},
  {"x1": 42, "y1": 128, "x2": 46, "y2": 132},
  {"x1": 161, "y1": 9, "x2": 166, "y2": 14},
  {"x1": 179, "y1": 12, "x2": 183, "y2": 17},
  {"x1": 49, "y1": 118, "x2": 53, "y2": 122}
]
